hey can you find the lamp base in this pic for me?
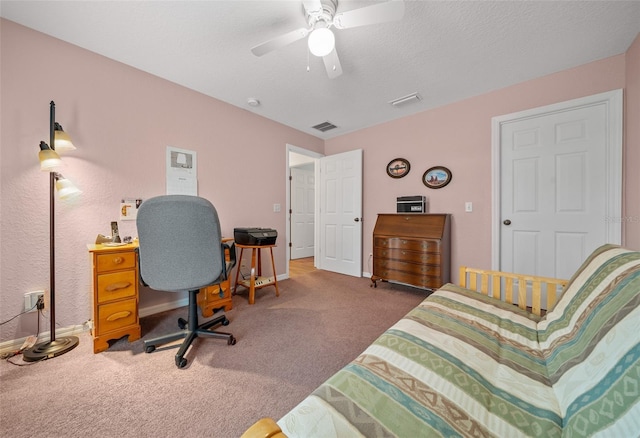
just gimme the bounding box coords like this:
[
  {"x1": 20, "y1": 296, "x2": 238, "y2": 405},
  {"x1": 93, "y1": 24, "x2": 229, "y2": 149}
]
[{"x1": 22, "y1": 336, "x2": 79, "y2": 362}]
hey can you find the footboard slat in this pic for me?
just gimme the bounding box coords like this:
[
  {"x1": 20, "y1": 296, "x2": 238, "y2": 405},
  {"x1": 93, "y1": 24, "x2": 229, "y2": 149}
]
[{"x1": 459, "y1": 266, "x2": 568, "y2": 316}]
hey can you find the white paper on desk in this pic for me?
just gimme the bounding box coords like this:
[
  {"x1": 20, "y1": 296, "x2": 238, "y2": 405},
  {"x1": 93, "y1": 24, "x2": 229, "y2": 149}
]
[{"x1": 166, "y1": 146, "x2": 198, "y2": 196}]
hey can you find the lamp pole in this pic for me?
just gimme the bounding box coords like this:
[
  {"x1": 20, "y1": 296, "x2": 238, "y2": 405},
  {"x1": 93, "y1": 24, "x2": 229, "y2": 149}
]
[
  {"x1": 48, "y1": 101, "x2": 57, "y2": 343},
  {"x1": 23, "y1": 101, "x2": 80, "y2": 361}
]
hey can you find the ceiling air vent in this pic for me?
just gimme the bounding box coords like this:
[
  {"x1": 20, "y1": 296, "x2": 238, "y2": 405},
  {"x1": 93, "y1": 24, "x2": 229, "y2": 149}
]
[
  {"x1": 389, "y1": 92, "x2": 422, "y2": 108},
  {"x1": 312, "y1": 121, "x2": 338, "y2": 132}
]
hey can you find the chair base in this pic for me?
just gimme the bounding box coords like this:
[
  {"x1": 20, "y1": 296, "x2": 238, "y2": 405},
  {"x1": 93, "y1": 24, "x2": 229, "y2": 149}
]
[{"x1": 143, "y1": 289, "x2": 236, "y2": 368}]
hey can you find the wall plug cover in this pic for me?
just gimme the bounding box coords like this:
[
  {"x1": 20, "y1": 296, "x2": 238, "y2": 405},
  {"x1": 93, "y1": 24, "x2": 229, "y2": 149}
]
[{"x1": 21, "y1": 335, "x2": 37, "y2": 350}]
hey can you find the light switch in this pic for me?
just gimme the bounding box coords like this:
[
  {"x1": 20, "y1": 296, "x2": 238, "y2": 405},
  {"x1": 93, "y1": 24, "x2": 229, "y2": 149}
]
[
  {"x1": 465, "y1": 202, "x2": 473, "y2": 212},
  {"x1": 273, "y1": 203, "x2": 281, "y2": 213}
]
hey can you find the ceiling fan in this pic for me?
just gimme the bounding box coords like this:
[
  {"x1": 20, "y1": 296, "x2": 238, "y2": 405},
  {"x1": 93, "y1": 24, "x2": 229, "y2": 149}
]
[{"x1": 251, "y1": 0, "x2": 405, "y2": 79}]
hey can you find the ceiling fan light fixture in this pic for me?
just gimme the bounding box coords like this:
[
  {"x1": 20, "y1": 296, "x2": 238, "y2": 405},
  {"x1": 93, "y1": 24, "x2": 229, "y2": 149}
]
[{"x1": 308, "y1": 27, "x2": 335, "y2": 57}]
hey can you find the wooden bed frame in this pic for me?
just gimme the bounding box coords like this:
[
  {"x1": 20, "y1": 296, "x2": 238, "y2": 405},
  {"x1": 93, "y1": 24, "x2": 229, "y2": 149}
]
[
  {"x1": 459, "y1": 266, "x2": 568, "y2": 316},
  {"x1": 240, "y1": 268, "x2": 569, "y2": 437}
]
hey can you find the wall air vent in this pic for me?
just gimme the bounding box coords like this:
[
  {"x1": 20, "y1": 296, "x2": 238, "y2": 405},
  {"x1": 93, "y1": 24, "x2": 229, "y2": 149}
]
[
  {"x1": 312, "y1": 121, "x2": 338, "y2": 132},
  {"x1": 389, "y1": 92, "x2": 422, "y2": 108}
]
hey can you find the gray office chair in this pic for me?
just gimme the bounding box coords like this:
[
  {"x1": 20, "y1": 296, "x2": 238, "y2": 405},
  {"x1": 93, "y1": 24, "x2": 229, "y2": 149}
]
[{"x1": 137, "y1": 195, "x2": 236, "y2": 368}]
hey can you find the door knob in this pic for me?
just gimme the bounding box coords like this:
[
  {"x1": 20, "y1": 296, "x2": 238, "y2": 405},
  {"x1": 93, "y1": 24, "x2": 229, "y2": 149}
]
[
  {"x1": 503, "y1": 219, "x2": 512, "y2": 225},
  {"x1": 354, "y1": 218, "x2": 360, "y2": 222}
]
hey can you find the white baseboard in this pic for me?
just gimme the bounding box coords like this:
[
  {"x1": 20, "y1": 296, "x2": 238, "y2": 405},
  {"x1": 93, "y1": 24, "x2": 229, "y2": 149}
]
[
  {"x1": 1, "y1": 279, "x2": 296, "y2": 355},
  {"x1": 0, "y1": 299, "x2": 189, "y2": 356},
  {"x1": 138, "y1": 297, "x2": 188, "y2": 318},
  {"x1": 0, "y1": 322, "x2": 90, "y2": 355}
]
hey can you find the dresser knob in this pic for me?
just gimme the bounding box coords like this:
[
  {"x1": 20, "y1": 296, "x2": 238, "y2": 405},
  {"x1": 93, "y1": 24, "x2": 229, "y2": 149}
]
[{"x1": 113, "y1": 257, "x2": 123, "y2": 264}]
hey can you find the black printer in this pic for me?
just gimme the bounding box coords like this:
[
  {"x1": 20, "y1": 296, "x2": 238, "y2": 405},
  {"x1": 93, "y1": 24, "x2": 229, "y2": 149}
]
[{"x1": 234, "y1": 227, "x2": 278, "y2": 246}]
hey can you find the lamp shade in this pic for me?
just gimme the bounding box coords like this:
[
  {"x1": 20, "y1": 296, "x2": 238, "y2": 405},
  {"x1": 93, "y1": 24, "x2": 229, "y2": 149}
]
[
  {"x1": 38, "y1": 142, "x2": 62, "y2": 171},
  {"x1": 54, "y1": 174, "x2": 82, "y2": 199},
  {"x1": 53, "y1": 123, "x2": 76, "y2": 152},
  {"x1": 308, "y1": 27, "x2": 335, "y2": 57}
]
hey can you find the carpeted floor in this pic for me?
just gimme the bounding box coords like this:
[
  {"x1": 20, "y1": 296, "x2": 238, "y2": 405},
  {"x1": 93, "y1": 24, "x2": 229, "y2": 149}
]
[{"x1": 0, "y1": 269, "x2": 427, "y2": 438}]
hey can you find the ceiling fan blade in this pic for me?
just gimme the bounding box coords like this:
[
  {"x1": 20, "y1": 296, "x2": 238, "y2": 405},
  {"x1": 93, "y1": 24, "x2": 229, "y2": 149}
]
[
  {"x1": 323, "y1": 48, "x2": 343, "y2": 79},
  {"x1": 251, "y1": 27, "x2": 309, "y2": 57},
  {"x1": 333, "y1": 0, "x2": 405, "y2": 29}
]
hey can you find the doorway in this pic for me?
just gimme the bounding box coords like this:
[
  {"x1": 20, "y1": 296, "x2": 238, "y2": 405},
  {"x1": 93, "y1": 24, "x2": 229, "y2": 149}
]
[
  {"x1": 286, "y1": 144, "x2": 322, "y2": 279},
  {"x1": 286, "y1": 144, "x2": 364, "y2": 279},
  {"x1": 491, "y1": 90, "x2": 623, "y2": 278}
]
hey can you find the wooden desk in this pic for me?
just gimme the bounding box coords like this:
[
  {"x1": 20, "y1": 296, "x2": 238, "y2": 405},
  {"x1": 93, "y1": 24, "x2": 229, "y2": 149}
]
[
  {"x1": 88, "y1": 238, "x2": 234, "y2": 353},
  {"x1": 233, "y1": 244, "x2": 279, "y2": 304}
]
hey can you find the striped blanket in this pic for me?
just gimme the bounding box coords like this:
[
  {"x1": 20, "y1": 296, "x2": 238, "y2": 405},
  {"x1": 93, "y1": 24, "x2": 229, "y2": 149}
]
[{"x1": 278, "y1": 244, "x2": 640, "y2": 437}]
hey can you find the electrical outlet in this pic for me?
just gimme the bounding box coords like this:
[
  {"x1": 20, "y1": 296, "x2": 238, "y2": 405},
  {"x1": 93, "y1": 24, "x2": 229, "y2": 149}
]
[{"x1": 24, "y1": 290, "x2": 45, "y2": 312}]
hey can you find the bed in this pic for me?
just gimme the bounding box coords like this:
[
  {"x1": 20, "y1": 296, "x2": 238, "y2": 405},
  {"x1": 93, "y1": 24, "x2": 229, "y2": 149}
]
[{"x1": 243, "y1": 244, "x2": 640, "y2": 437}]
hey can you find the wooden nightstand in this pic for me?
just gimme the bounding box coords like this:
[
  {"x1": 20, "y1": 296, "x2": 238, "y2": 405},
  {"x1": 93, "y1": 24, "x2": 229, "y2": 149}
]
[{"x1": 87, "y1": 243, "x2": 141, "y2": 353}]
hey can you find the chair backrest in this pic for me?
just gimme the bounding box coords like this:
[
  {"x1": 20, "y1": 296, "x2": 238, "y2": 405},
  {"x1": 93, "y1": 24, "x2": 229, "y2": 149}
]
[{"x1": 137, "y1": 195, "x2": 223, "y2": 292}]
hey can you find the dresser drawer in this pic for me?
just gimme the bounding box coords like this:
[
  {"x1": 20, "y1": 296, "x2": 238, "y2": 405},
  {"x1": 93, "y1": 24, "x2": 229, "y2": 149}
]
[
  {"x1": 374, "y1": 248, "x2": 440, "y2": 264},
  {"x1": 373, "y1": 267, "x2": 442, "y2": 289},
  {"x1": 374, "y1": 237, "x2": 439, "y2": 252},
  {"x1": 373, "y1": 259, "x2": 441, "y2": 275},
  {"x1": 97, "y1": 270, "x2": 137, "y2": 303},
  {"x1": 97, "y1": 298, "x2": 137, "y2": 335},
  {"x1": 96, "y1": 251, "x2": 136, "y2": 273}
]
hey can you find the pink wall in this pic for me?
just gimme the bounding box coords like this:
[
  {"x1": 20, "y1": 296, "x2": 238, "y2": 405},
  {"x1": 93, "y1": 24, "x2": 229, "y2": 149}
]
[
  {"x1": 1, "y1": 18, "x2": 638, "y2": 345},
  {"x1": 625, "y1": 33, "x2": 640, "y2": 248},
  {"x1": 325, "y1": 54, "x2": 632, "y2": 277},
  {"x1": 0, "y1": 20, "x2": 323, "y2": 343}
]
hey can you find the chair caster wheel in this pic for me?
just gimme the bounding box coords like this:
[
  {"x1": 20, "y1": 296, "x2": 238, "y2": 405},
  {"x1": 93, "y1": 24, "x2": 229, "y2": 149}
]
[
  {"x1": 222, "y1": 317, "x2": 230, "y2": 326},
  {"x1": 228, "y1": 336, "x2": 236, "y2": 345},
  {"x1": 176, "y1": 357, "x2": 188, "y2": 368},
  {"x1": 145, "y1": 345, "x2": 156, "y2": 354},
  {"x1": 178, "y1": 318, "x2": 187, "y2": 329}
]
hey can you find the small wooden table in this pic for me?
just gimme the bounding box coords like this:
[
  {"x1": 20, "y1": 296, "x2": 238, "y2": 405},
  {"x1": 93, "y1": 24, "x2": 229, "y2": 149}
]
[{"x1": 233, "y1": 244, "x2": 279, "y2": 304}]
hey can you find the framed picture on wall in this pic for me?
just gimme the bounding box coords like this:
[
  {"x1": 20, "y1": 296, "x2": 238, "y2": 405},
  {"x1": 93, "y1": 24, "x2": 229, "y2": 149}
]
[
  {"x1": 386, "y1": 158, "x2": 411, "y2": 178},
  {"x1": 422, "y1": 166, "x2": 452, "y2": 189}
]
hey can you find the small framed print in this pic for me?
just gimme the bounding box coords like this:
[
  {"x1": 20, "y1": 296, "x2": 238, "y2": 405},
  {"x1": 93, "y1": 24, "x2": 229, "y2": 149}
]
[
  {"x1": 422, "y1": 166, "x2": 452, "y2": 189},
  {"x1": 386, "y1": 158, "x2": 411, "y2": 178}
]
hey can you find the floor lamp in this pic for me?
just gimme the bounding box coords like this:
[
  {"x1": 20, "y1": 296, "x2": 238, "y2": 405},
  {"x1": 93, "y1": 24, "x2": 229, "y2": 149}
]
[{"x1": 23, "y1": 101, "x2": 81, "y2": 362}]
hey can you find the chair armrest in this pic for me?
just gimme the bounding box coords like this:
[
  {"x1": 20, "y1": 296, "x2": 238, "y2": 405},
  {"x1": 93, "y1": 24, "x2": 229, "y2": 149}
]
[{"x1": 223, "y1": 241, "x2": 237, "y2": 276}]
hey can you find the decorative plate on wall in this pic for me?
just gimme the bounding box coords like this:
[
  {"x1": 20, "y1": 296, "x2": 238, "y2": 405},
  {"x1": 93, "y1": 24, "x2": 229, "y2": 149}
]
[
  {"x1": 423, "y1": 166, "x2": 452, "y2": 189},
  {"x1": 386, "y1": 158, "x2": 410, "y2": 178}
]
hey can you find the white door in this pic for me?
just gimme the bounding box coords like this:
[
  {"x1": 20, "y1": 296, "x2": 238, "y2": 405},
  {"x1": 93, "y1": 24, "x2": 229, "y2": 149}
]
[
  {"x1": 290, "y1": 165, "x2": 315, "y2": 259},
  {"x1": 319, "y1": 149, "x2": 363, "y2": 277},
  {"x1": 494, "y1": 90, "x2": 622, "y2": 281}
]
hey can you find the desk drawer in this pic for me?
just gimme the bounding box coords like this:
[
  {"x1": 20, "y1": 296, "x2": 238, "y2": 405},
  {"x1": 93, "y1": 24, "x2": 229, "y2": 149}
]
[
  {"x1": 96, "y1": 251, "x2": 136, "y2": 273},
  {"x1": 97, "y1": 271, "x2": 137, "y2": 303},
  {"x1": 97, "y1": 298, "x2": 137, "y2": 335}
]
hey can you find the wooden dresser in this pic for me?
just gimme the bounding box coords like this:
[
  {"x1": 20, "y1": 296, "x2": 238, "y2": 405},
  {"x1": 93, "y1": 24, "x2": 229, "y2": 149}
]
[
  {"x1": 371, "y1": 214, "x2": 451, "y2": 290},
  {"x1": 88, "y1": 243, "x2": 141, "y2": 353}
]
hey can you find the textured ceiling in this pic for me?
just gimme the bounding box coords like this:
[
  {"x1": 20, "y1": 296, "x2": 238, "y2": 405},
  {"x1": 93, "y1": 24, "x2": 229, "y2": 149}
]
[{"x1": 2, "y1": 0, "x2": 639, "y2": 139}]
